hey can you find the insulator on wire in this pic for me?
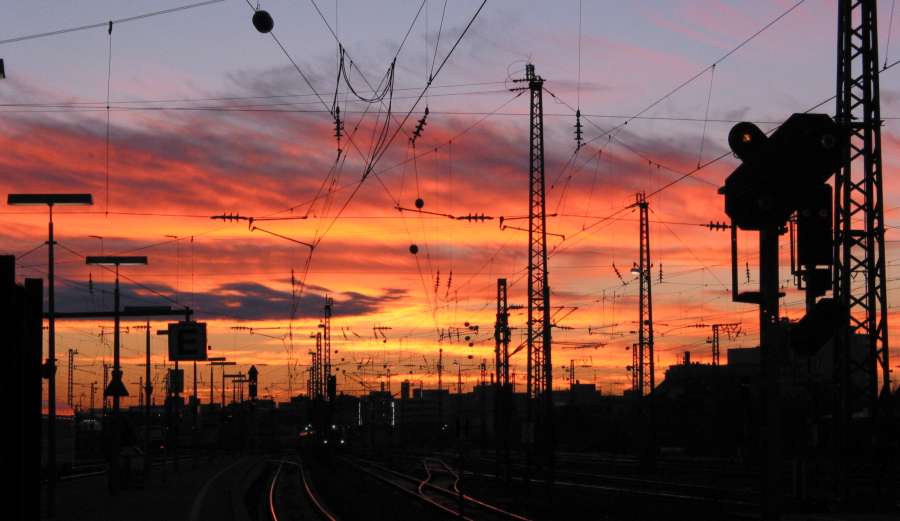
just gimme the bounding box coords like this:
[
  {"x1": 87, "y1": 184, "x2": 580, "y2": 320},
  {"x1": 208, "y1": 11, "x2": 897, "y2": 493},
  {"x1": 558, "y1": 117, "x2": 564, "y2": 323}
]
[
  {"x1": 410, "y1": 106, "x2": 429, "y2": 144},
  {"x1": 252, "y1": 9, "x2": 274, "y2": 33},
  {"x1": 575, "y1": 109, "x2": 584, "y2": 149},
  {"x1": 334, "y1": 106, "x2": 344, "y2": 140},
  {"x1": 612, "y1": 262, "x2": 626, "y2": 285}
]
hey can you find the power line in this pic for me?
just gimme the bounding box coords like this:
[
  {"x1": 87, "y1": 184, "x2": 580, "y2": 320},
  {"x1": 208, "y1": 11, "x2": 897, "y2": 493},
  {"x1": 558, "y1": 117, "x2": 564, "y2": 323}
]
[{"x1": 0, "y1": 0, "x2": 225, "y2": 46}]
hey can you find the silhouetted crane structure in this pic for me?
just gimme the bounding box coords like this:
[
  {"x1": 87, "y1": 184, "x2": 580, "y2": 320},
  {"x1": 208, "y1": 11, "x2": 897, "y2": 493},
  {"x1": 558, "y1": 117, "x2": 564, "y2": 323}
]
[{"x1": 834, "y1": 0, "x2": 892, "y2": 504}]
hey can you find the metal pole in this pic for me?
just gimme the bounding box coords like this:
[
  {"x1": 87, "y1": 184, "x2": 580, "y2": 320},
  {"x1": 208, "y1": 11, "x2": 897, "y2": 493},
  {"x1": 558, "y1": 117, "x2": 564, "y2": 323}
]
[
  {"x1": 144, "y1": 320, "x2": 151, "y2": 482},
  {"x1": 46, "y1": 205, "x2": 57, "y2": 517},
  {"x1": 193, "y1": 361, "x2": 197, "y2": 403},
  {"x1": 110, "y1": 265, "x2": 121, "y2": 494},
  {"x1": 759, "y1": 226, "x2": 781, "y2": 519}
]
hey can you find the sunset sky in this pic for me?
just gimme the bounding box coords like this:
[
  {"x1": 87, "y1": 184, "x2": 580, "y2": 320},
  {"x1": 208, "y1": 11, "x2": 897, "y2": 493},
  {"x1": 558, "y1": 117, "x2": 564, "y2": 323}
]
[{"x1": 3, "y1": 0, "x2": 900, "y2": 405}]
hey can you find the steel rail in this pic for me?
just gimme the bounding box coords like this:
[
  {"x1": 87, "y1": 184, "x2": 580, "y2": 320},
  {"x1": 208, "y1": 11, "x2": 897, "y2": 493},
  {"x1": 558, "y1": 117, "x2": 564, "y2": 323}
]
[
  {"x1": 278, "y1": 459, "x2": 338, "y2": 521},
  {"x1": 342, "y1": 457, "x2": 464, "y2": 519},
  {"x1": 352, "y1": 457, "x2": 532, "y2": 521}
]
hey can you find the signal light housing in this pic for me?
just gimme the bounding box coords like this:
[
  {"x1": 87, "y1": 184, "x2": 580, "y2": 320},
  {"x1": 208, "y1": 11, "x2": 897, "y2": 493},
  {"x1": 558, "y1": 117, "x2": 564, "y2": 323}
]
[{"x1": 718, "y1": 113, "x2": 845, "y2": 231}]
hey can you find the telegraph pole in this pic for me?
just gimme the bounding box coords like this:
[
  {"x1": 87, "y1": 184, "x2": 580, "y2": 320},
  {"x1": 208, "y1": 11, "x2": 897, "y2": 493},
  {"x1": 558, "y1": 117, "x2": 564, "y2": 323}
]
[{"x1": 834, "y1": 0, "x2": 892, "y2": 505}]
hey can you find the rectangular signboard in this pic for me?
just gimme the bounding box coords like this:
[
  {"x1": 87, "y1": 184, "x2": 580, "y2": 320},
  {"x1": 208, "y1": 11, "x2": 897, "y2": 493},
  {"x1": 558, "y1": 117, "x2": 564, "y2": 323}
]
[{"x1": 167, "y1": 321, "x2": 208, "y2": 361}]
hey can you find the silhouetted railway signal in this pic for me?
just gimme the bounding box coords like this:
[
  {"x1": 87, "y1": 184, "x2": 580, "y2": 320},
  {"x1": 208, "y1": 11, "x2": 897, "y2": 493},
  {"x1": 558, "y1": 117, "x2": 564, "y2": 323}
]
[{"x1": 720, "y1": 113, "x2": 844, "y2": 231}]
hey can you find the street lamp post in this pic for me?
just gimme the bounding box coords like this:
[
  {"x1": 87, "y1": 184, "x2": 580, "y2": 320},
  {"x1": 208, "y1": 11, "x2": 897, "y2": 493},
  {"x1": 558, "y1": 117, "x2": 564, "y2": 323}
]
[
  {"x1": 7, "y1": 192, "x2": 92, "y2": 517},
  {"x1": 85, "y1": 255, "x2": 147, "y2": 494}
]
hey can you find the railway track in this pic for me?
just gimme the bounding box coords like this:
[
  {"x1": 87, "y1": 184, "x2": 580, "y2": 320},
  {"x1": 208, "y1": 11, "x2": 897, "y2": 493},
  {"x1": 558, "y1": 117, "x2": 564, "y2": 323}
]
[
  {"x1": 398, "y1": 448, "x2": 755, "y2": 501},
  {"x1": 48, "y1": 454, "x2": 199, "y2": 483},
  {"x1": 268, "y1": 458, "x2": 336, "y2": 521},
  {"x1": 343, "y1": 456, "x2": 532, "y2": 521},
  {"x1": 371, "y1": 450, "x2": 759, "y2": 519}
]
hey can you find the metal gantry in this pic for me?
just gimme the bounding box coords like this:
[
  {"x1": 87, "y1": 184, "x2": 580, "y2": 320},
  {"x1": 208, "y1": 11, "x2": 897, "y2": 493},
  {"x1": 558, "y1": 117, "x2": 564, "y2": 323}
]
[{"x1": 709, "y1": 323, "x2": 740, "y2": 366}]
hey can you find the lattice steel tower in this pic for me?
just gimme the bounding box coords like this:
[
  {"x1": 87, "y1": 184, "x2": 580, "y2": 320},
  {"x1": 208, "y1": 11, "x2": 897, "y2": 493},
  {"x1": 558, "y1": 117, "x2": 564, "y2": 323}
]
[
  {"x1": 520, "y1": 63, "x2": 553, "y2": 407},
  {"x1": 833, "y1": 0, "x2": 893, "y2": 503},
  {"x1": 322, "y1": 297, "x2": 333, "y2": 401},
  {"x1": 834, "y1": 0, "x2": 890, "y2": 419},
  {"x1": 67, "y1": 348, "x2": 78, "y2": 408},
  {"x1": 635, "y1": 193, "x2": 654, "y2": 396},
  {"x1": 313, "y1": 332, "x2": 323, "y2": 399},
  {"x1": 494, "y1": 278, "x2": 511, "y2": 387}
]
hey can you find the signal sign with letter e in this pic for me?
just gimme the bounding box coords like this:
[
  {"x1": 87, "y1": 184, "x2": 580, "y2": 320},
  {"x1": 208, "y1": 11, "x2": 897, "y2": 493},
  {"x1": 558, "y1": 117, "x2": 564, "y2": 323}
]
[{"x1": 168, "y1": 321, "x2": 208, "y2": 361}]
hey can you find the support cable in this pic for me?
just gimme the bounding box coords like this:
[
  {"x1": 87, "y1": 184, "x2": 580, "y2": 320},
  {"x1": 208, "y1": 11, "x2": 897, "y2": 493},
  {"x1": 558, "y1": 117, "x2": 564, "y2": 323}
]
[
  {"x1": 105, "y1": 21, "x2": 113, "y2": 215},
  {"x1": 696, "y1": 64, "x2": 715, "y2": 168}
]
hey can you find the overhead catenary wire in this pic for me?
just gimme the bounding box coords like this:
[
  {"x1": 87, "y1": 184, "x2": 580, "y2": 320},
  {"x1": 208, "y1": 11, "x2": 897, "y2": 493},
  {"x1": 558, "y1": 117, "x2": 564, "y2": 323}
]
[
  {"x1": 10, "y1": 0, "x2": 890, "y2": 396},
  {"x1": 0, "y1": 0, "x2": 225, "y2": 46},
  {"x1": 697, "y1": 64, "x2": 716, "y2": 168},
  {"x1": 575, "y1": 0, "x2": 808, "y2": 152}
]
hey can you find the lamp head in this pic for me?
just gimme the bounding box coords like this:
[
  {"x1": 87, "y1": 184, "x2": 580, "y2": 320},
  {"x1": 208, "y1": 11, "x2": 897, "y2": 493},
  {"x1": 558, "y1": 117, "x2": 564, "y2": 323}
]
[{"x1": 8, "y1": 193, "x2": 93, "y2": 206}]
